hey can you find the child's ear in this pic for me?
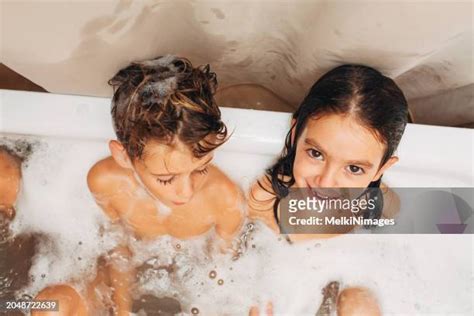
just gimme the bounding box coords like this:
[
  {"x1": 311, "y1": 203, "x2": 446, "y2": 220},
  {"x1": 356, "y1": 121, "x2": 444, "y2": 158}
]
[
  {"x1": 109, "y1": 140, "x2": 133, "y2": 169},
  {"x1": 373, "y1": 156, "x2": 399, "y2": 181},
  {"x1": 290, "y1": 118, "x2": 297, "y2": 145}
]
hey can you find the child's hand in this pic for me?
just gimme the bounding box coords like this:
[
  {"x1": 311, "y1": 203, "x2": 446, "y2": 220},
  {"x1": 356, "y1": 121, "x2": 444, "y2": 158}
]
[{"x1": 249, "y1": 302, "x2": 273, "y2": 316}]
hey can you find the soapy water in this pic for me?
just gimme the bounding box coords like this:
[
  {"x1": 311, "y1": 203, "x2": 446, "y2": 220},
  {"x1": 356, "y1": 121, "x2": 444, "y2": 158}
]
[{"x1": 0, "y1": 134, "x2": 472, "y2": 315}]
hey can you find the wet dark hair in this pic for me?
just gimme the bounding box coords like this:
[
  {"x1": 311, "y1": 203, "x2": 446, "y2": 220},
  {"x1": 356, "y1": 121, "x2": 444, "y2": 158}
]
[
  {"x1": 109, "y1": 55, "x2": 228, "y2": 160},
  {"x1": 264, "y1": 64, "x2": 408, "y2": 223}
]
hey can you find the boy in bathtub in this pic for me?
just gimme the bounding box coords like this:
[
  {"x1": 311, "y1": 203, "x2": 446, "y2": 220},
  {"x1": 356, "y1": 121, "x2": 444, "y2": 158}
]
[
  {"x1": 88, "y1": 55, "x2": 243, "y2": 242},
  {"x1": 34, "y1": 56, "x2": 244, "y2": 315}
]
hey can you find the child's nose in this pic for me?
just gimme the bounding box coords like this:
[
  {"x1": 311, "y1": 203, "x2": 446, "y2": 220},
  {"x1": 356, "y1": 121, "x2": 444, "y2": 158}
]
[
  {"x1": 313, "y1": 167, "x2": 337, "y2": 188},
  {"x1": 176, "y1": 178, "x2": 194, "y2": 202}
]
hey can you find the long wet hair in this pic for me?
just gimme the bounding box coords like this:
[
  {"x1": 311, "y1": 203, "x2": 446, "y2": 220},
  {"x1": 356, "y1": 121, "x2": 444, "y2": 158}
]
[{"x1": 265, "y1": 64, "x2": 409, "y2": 223}]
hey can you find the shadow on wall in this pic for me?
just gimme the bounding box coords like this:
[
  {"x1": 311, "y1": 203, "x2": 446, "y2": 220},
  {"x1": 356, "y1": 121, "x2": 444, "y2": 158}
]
[
  {"x1": 215, "y1": 84, "x2": 294, "y2": 112},
  {"x1": 409, "y1": 84, "x2": 474, "y2": 128}
]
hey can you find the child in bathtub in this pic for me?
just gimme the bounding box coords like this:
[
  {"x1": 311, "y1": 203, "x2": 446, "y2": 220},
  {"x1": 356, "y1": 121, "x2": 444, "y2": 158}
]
[
  {"x1": 33, "y1": 56, "x2": 244, "y2": 315},
  {"x1": 0, "y1": 147, "x2": 21, "y2": 219},
  {"x1": 1, "y1": 146, "x2": 45, "y2": 305},
  {"x1": 88, "y1": 55, "x2": 243, "y2": 242},
  {"x1": 247, "y1": 64, "x2": 408, "y2": 315}
]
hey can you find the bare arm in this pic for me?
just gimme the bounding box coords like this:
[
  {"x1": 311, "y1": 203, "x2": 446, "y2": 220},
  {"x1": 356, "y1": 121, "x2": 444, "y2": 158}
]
[
  {"x1": 87, "y1": 159, "x2": 122, "y2": 222},
  {"x1": 87, "y1": 160, "x2": 134, "y2": 314},
  {"x1": 107, "y1": 245, "x2": 135, "y2": 316}
]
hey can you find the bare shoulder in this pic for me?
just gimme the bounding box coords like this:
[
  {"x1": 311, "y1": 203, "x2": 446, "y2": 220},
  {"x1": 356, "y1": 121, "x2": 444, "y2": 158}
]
[
  {"x1": 206, "y1": 165, "x2": 245, "y2": 241},
  {"x1": 87, "y1": 157, "x2": 135, "y2": 222},
  {"x1": 0, "y1": 148, "x2": 21, "y2": 218},
  {"x1": 249, "y1": 174, "x2": 276, "y2": 206},
  {"x1": 205, "y1": 164, "x2": 243, "y2": 207},
  {"x1": 247, "y1": 174, "x2": 280, "y2": 232},
  {"x1": 87, "y1": 157, "x2": 133, "y2": 197},
  {"x1": 380, "y1": 182, "x2": 400, "y2": 219}
]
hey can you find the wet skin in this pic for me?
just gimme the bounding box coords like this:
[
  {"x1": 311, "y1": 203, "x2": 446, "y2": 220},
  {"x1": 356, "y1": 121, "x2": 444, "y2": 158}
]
[
  {"x1": 88, "y1": 139, "x2": 244, "y2": 241},
  {"x1": 248, "y1": 113, "x2": 399, "y2": 238},
  {"x1": 36, "y1": 139, "x2": 244, "y2": 316},
  {"x1": 0, "y1": 149, "x2": 21, "y2": 219},
  {"x1": 248, "y1": 113, "x2": 397, "y2": 316}
]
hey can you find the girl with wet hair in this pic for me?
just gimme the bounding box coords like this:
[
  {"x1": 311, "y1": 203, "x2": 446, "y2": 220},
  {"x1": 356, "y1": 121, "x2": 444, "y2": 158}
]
[
  {"x1": 247, "y1": 64, "x2": 408, "y2": 315},
  {"x1": 249, "y1": 64, "x2": 408, "y2": 232}
]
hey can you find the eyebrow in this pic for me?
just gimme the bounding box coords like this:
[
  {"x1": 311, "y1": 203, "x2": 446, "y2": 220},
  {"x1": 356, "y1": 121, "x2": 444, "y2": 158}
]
[
  {"x1": 304, "y1": 138, "x2": 374, "y2": 169},
  {"x1": 148, "y1": 156, "x2": 213, "y2": 177},
  {"x1": 345, "y1": 159, "x2": 374, "y2": 168},
  {"x1": 304, "y1": 138, "x2": 327, "y2": 155}
]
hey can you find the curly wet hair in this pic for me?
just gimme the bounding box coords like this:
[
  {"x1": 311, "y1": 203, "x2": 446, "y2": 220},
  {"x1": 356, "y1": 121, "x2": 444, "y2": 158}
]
[{"x1": 109, "y1": 55, "x2": 228, "y2": 159}]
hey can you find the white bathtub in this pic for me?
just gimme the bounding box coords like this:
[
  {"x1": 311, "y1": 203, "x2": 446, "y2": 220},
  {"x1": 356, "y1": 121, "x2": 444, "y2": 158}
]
[
  {"x1": 1, "y1": 89, "x2": 473, "y2": 187},
  {"x1": 1, "y1": 89, "x2": 473, "y2": 315}
]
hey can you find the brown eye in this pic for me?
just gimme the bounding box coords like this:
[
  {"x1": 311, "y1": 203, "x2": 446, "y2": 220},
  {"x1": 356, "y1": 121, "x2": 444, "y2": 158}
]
[
  {"x1": 306, "y1": 149, "x2": 323, "y2": 160},
  {"x1": 347, "y1": 165, "x2": 364, "y2": 175}
]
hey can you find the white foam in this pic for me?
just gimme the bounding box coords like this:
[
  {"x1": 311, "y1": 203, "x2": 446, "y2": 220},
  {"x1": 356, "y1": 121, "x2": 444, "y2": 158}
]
[
  {"x1": 133, "y1": 170, "x2": 172, "y2": 216},
  {"x1": 10, "y1": 136, "x2": 124, "y2": 295},
  {"x1": 4, "y1": 134, "x2": 473, "y2": 315}
]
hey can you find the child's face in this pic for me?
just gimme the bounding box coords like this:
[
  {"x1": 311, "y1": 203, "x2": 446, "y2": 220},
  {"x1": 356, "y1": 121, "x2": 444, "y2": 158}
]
[
  {"x1": 133, "y1": 140, "x2": 213, "y2": 207},
  {"x1": 293, "y1": 114, "x2": 397, "y2": 189}
]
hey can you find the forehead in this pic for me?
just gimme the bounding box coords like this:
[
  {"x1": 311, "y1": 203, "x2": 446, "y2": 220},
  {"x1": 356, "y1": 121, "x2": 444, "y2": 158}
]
[
  {"x1": 300, "y1": 114, "x2": 386, "y2": 164},
  {"x1": 141, "y1": 139, "x2": 211, "y2": 174}
]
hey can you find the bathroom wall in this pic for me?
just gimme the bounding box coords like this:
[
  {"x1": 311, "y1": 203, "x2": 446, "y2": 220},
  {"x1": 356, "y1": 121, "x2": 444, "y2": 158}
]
[{"x1": 1, "y1": 0, "x2": 472, "y2": 127}]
